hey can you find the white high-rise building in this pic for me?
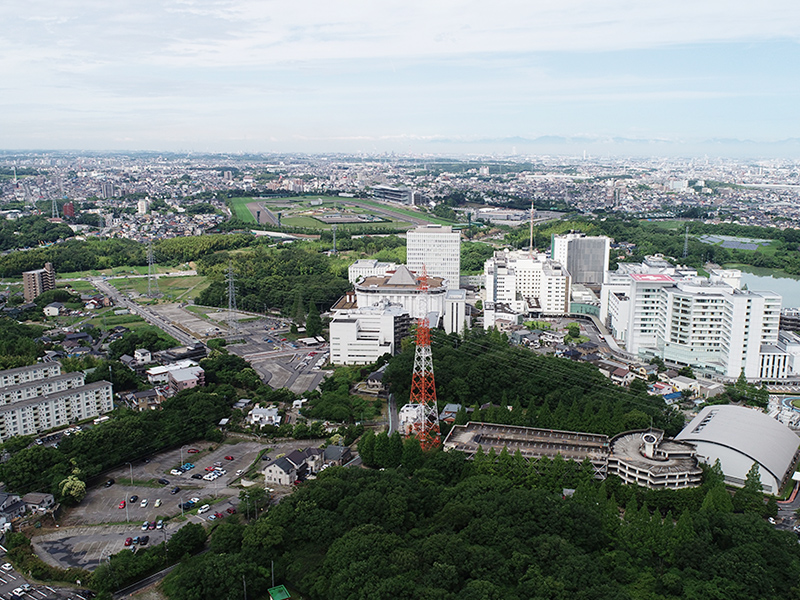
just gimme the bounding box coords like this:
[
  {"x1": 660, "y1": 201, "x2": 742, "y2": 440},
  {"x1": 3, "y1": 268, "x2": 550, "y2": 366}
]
[
  {"x1": 329, "y1": 303, "x2": 411, "y2": 365},
  {"x1": 348, "y1": 259, "x2": 398, "y2": 284},
  {"x1": 483, "y1": 250, "x2": 570, "y2": 326},
  {"x1": 608, "y1": 270, "x2": 783, "y2": 379},
  {"x1": 551, "y1": 232, "x2": 611, "y2": 285},
  {"x1": 406, "y1": 225, "x2": 461, "y2": 289}
]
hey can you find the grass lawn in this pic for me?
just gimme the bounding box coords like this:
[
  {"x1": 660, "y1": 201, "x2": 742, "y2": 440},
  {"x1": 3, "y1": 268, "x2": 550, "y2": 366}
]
[
  {"x1": 281, "y1": 215, "x2": 326, "y2": 228},
  {"x1": 64, "y1": 280, "x2": 98, "y2": 292},
  {"x1": 110, "y1": 275, "x2": 210, "y2": 302},
  {"x1": 87, "y1": 312, "x2": 147, "y2": 329},
  {"x1": 228, "y1": 197, "x2": 257, "y2": 223}
]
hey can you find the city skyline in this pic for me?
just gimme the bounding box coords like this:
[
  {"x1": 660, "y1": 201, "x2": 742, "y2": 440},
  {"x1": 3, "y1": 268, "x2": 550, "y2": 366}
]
[{"x1": 2, "y1": 1, "x2": 800, "y2": 156}]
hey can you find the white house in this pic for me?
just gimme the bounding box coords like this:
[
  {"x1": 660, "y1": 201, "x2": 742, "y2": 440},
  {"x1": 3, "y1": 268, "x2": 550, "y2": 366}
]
[{"x1": 247, "y1": 406, "x2": 281, "y2": 427}]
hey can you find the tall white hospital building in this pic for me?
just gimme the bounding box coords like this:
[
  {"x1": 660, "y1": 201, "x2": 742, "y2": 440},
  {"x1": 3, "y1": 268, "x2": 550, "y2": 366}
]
[
  {"x1": 606, "y1": 267, "x2": 792, "y2": 379},
  {"x1": 406, "y1": 225, "x2": 461, "y2": 289}
]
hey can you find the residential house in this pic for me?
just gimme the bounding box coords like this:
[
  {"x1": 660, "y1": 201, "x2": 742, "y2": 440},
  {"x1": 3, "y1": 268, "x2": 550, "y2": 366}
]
[
  {"x1": 611, "y1": 368, "x2": 636, "y2": 386},
  {"x1": 323, "y1": 445, "x2": 352, "y2": 466},
  {"x1": 247, "y1": 407, "x2": 281, "y2": 427},
  {"x1": 263, "y1": 448, "x2": 324, "y2": 486},
  {"x1": 22, "y1": 492, "x2": 55, "y2": 513},
  {"x1": 43, "y1": 302, "x2": 64, "y2": 317},
  {"x1": 0, "y1": 493, "x2": 26, "y2": 520}
]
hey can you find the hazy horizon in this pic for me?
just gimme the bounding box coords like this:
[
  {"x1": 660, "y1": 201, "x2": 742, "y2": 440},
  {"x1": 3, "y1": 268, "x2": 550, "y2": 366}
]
[{"x1": 2, "y1": 1, "x2": 800, "y2": 157}]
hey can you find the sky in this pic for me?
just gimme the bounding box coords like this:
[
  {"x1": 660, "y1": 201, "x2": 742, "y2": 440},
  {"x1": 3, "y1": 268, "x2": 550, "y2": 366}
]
[{"x1": 1, "y1": 1, "x2": 800, "y2": 156}]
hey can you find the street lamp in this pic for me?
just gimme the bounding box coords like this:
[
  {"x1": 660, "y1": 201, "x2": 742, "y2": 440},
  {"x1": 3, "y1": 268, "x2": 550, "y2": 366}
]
[
  {"x1": 125, "y1": 462, "x2": 133, "y2": 486},
  {"x1": 124, "y1": 496, "x2": 129, "y2": 523}
]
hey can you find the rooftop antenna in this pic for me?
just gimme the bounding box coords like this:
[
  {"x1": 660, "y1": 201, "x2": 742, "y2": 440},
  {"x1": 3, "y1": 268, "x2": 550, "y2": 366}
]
[{"x1": 226, "y1": 261, "x2": 238, "y2": 332}]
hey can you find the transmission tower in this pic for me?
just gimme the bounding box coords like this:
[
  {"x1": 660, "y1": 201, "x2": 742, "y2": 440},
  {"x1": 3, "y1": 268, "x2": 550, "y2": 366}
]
[
  {"x1": 226, "y1": 261, "x2": 238, "y2": 332},
  {"x1": 331, "y1": 224, "x2": 337, "y2": 254},
  {"x1": 147, "y1": 241, "x2": 160, "y2": 298},
  {"x1": 683, "y1": 224, "x2": 689, "y2": 259},
  {"x1": 409, "y1": 266, "x2": 440, "y2": 450},
  {"x1": 51, "y1": 196, "x2": 59, "y2": 219}
]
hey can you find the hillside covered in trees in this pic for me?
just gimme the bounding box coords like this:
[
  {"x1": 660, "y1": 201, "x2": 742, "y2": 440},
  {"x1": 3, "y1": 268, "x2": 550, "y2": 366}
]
[
  {"x1": 156, "y1": 447, "x2": 799, "y2": 600},
  {"x1": 385, "y1": 329, "x2": 685, "y2": 437}
]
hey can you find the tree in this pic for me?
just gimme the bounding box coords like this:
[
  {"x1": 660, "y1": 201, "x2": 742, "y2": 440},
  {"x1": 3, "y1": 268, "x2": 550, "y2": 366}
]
[
  {"x1": 306, "y1": 301, "x2": 323, "y2": 337},
  {"x1": 733, "y1": 463, "x2": 765, "y2": 514},
  {"x1": 358, "y1": 430, "x2": 376, "y2": 467},
  {"x1": 566, "y1": 323, "x2": 580, "y2": 339},
  {"x1": 677, "y1": 366, "x2": 695, "y2": 379},
  {"x1": 167, "y1": 522, "x2": 207, "y2": 559},
  {"x1": 59, "y1": 475, "x2": 86, "y2": 504}
]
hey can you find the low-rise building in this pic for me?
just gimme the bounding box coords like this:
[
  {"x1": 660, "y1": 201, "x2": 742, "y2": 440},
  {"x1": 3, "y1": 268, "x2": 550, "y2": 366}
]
[
  {"x1": 247, "y1": 406, "x2": 281, "y2": 427},
  {"x1": 168, "y1": 366, "x2": 205, "y2": 393}
]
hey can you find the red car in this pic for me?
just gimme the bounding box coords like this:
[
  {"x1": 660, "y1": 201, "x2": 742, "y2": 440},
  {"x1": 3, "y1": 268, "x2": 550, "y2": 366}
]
[
  {"x1": 224, "y1": 455, "x2": 234, "y2": 461},
  {"x1": 124, "y1": 537, "x2": 132, "y2": 546},
  {"x1": 226, "y1": 507, "x2": 236, "y2": 514},
  {"x1": 118, "y1": 501, "x2": 126, "y2": 509},
  {"x1": 205, "y1": 466, "x2": 215, "y2": 472},
  {"x1": 280, "y1": 338, "x2": 287, "y2": 342},
  {"x1": 187, "y1": 448, "x2": 199, "y2": 454},
  {"x1": 214, "y1": 512, "x2": 225, "y2": 519}
]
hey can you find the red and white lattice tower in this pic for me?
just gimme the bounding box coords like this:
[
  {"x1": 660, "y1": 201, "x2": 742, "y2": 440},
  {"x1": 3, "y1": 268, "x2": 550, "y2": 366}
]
[{"x1": 409, "y1": 266, "x2": 440, "y2": 450}]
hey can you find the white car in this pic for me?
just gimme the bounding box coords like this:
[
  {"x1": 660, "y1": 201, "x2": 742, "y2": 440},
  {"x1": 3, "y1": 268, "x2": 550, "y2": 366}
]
[
  {"x1": 170, "y1": 469, "x2": 182, "y2": 476},
  {"x1": 197, "y1": 504, "x2": 210, "y2": 514},
  {"x1": 203, "y1": 473, "x2": 214, "y2": 481},
  {"x1": 154, "y1": 499, "x2": 162, "y2": 508},
  {"x1": 190, "y1": 497, "x2": 200, "y2": 504},
  {"x1": 1, "y1": 563, "x2": 12, "y2": 571},
  {"x1": 140, "y1": 499, "x2": 148, "y2": 508}
]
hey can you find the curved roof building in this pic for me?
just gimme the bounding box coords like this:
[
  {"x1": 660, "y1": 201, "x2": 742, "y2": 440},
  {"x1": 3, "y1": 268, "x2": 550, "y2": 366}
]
[{"x1": 676, "y1": 405, "x2": 800, "y2": 494}]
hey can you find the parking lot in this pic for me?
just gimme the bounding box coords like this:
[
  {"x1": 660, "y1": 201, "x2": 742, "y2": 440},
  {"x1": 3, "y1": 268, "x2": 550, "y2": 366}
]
[
  {"x1": 62, "y1": 441, "x2": 265, "y2": 527},
  {"x1": 32, "y1": 439, "x2": 321, "y2": 571},
  {"x1": 0, "y1": 559, "x2": 90, "y2": 600}
]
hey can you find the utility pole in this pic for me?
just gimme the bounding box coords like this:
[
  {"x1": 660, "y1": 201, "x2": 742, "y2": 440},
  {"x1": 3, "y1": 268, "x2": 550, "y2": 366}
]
[{"x1": 147, "y1": 240, "x2": 159, "y2": 298}]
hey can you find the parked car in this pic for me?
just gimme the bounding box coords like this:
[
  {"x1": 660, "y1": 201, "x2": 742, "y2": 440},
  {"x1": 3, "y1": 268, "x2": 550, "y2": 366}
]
[
  {"x1": 192, "y1": 473, "x2": 204, "y2": 480},
  {"x1": 197, "y1": 504, "x2": 210, "y2": 514},
  {"x1": 129, "y1": 495, "x2": 138, "y2": 503},
  {"x1": 214, "y1": 512, "x2": 224, "y2": 519},
  {"x1": 208, "y1": 514, "x2": 217, "y2": 521},
  {"x1": 118, "y1": 501, "x2": 126, "y2": 509},
  {"x1": 224, "y1": 455, "x2": 234, "y2": 461},
  {"x1": 170, "y1": 486, "x2": 180, "y2": 495},
  {"x1": 154, "y1": 499, "x2": 162, "y2": 507},
  {"x1": 156, "y1": 520, "x2": 163, "y2": 530},
  {"x1": 170, "y1": 469, "x2": 182, "y2": 476},
  {"x1": 124, "y1": 537, "x2": 132, "y2": 547},
  {"x1": 226, "y1": 507, "x2": 236, "y2": 514},
  {"x1": 205, "y1": 466, "x2": 215, "y2": 472},
  {"x1": 190, "y1": 497, "x2": 200, "y2": 504},
  {"x1": 187, "y1": 448, "x2": 199, "y2": 454},
  {"x1": 140, "y1": 499, "x2": 148, "y2": 508},
  {"x1": 140, "y1": 535, "x2": 149, "y2": 545},
  {"x1": 157, "y1": 479, "x2": 170, "y2": 485},
  {"x1": 1, "y1": 563, "x2": 12, "y2": 571},
  {"x1": 141, "y1": 521, "x2": 149, "y2": 531},
  {"x1": 104, "y1": 478, "x2": 115, "y2": 488},
  {"x1": 132, "y1": 536, "x2": 139, "y2": 544}
]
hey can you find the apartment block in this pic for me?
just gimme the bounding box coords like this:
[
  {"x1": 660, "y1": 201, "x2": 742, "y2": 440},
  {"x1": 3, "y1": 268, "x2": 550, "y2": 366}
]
[
  {"x1": 22, "y1": 262, "x2": 56, "y2": 302},
  {"x1": 0, "y1": 364, "x2": 113, "y2": 441}
]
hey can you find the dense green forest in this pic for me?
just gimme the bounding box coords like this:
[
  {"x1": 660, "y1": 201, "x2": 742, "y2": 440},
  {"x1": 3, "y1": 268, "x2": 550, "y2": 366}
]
[
  {"x1": 153, "y1": 447, "x2": 796, "y2": 600},
  {"x1": 0, "y1": 216, "x2": 73, "y2": 252},
  {"x1": 196, "y1": 244, "x2": 353, "y2": 314},
  {"x1": 0, "y1": 319, "x2": 45, "y2": 369},
  {"x1": 385, "y1": 329, "x2": 685, "y2": 436}
]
